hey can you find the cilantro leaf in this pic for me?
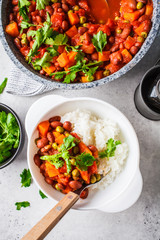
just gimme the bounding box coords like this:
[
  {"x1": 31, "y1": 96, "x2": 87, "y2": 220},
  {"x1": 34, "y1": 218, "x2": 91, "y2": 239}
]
[
  {"x1": 18, "y1": 0, "x2": 30, "y2": 8},
  {"x1": 39, "y1": 190, "x2": 48, "y2": 199},
  {"x1": 75, "y1": 153, "x2": 95, "y2": 171},
  {"x1": 62, "y1": 151, "x2": 72, "y2": 173},
  {"x1": 40, "y1": 154, "x2": 64, "y2": 169},
  {"x1": 99, "y1": 138, "x2": 121, "y2": 159},
  {"x1": 61, "y1": 135, "x2": 76, "y2": 151},
  {"x1": 47, "y1": 46, "x2": 58, "y2": 57},
  {"x1": 15, "y1": 201, "x2": 30, "y2": 210},
  {"x1": 63, "y1": 71, "x2": 77, "y2": 83},
  {"x1": 20, "y1": 169, "x2": 32, "y2": 187},
  {"x1": 92, "y1": 31, "x2": 107, "y2": 53},
  {"x1": 21, "y1": 21, "x2": 35, "y2": 30},
  {"x1": 0, "y1": 78, "x2": 7, "y2": 94},
  {"x1": 32, "y1": 52, "x2": 53, "y2": 68},
  {"x1": 18, "y1": 0, "x2": 31, "y2": 21},
  {"x1": 36, "y1": 0, "x2": 50, "y2": 10},
  {"x1": 45, "y1": 33, "x2": 68, "y2": 46}
]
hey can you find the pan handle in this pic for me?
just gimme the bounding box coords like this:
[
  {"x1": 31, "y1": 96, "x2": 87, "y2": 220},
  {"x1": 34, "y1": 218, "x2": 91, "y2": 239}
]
[{"x1": 21, "y1": 192, "x2": 79, "y2": 240}]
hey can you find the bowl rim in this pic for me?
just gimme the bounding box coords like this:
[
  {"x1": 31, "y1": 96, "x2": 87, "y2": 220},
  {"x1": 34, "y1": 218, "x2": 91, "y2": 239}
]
[
  {"x1": 0, "y1": 103, "x2": 24, "y2": 169},
  {"x1": 26, "y1": 95, "x2": 140, "y2": 209},
  {"x1": 0, "y1": 0, "x2": 160, "y2": 89}
]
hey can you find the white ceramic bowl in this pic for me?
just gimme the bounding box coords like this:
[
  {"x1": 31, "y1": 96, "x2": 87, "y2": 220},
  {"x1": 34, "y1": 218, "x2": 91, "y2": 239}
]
[{"x1": 25, "y1": 95, "x2": 142, "y2": 213}]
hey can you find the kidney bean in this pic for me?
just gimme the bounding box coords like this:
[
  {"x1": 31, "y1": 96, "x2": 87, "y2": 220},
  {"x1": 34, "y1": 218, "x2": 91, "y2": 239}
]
[
  {"x1": 138, "y1": 15, "x2": 149, "y2": 22},
  {"x1": 62, "y1": 3, "x2": 69, "y2": 12},
  {"x1": 91, "y1": 52, "x2": 98, "y2": 61},
  {"x1": 88, "y1": 145, "x2": 98, "y2": 153},
  {"x1": 45, "y1": 6, "x2": 53, "y2": 15},
  {"x1": 119, "y1": 43, "x2": 124, "y2": 50},
  {"x1": 49, "y1": 116, "x2": 61, "y2": 122},
  {"x1": 69, "y1": 181, "x2": 82, "y2": 190},
  {"x1": 13, "y1": 5, "x2": 19, "y2": 12},
  {"x1": 130, "y1": 46, "x2": 138, "y2": 55},
  {"x1": 45, "y1": 177, "x2": 53, "y2": 185},
  {"x1": 128, "y1": 0, "x2": 137, "y2": 9},
  {"x1": 137, "y1": 0, "x2": 147, "y2": 4},
  {"x1": 41, "y1": 145, "x2": 52, "y2": 153},
  {"x1": 135, "y1": 42, "x2": 143, "y2": 48},
  {"x1": 14, "y1": 38, "x2": 21, "y2": 49},
  {"x1": 62, "y1": 20, "x2": 69, "y2": 31},
  {"x1": 40, "y1": 163, "x2": 46, "y2": 171},
  {"x1": 31, "y1": 10, "x2": 39, "y2": 17},
  {"x1": 57, "y1": 8, "x2": 63, "y2": 13},
  {"x1": 28, "y1": 4, "x2": 35, "y2": 13},
  {"x1": 51, "y1": 121, "x2": 63, "y2": 128},
  {"x1": 47, "y1": 132, "x2": 55, "y2": 143},
  {"x1": 80, "y1": 188, "x2": 89, "y2": 199},
  {"x1": 120, "y1": 27, "x2": 131, "y2": 39},
  {"x1": 39, "y1": 9, "x2": 45, "y2": 17},
  {"x1": 110, "y1": 44, "x2": 119, "y2": 53},
  {"x1": 40, "y1": 69, "x2": 45, "y2": 75},
  {"x1": 63, "y1": 121, "x2": 72, "y2": 132},
  {"x1": 36, "y1": 16, "x2": 42, "y2": 24},
  {"x1": 9, "y1": 13, "x2": 14, "y2": 21},
  {"x1": 109, "y1": 36, "x2": 115, "y2": 44},
  {"x1": 78, "y1": 27, "x2": 88, "y2": 35},
  {"x1": 34, "y1": 154, "x2": 41, "y2": 167},
  {"x1": 52, "y1": 3, "x2": 61, "y2": 9},
  {"x1": 37, "y1": 138, "x2": 49, "y2": 148},
  {"x1": 57, "y1": 183, "x2": 65, "y2": 190},
  {"x1": 12, "y1": 0, "x2": 18, "y2": 5}
]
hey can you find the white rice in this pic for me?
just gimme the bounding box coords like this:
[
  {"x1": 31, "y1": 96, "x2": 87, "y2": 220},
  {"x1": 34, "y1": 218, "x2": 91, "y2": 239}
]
[{"x1": 62, "y1": 109, "x2": 128, "y2": 189}]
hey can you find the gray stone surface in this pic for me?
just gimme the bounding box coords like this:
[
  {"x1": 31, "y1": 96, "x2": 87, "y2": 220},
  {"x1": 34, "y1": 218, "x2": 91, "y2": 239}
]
[{"x1": 0, "y1": 37, "x2": 160, "y2": 240}]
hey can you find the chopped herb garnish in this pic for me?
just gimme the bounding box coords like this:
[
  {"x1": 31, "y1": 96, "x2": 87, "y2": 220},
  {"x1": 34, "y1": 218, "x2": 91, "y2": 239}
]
[
  {"x1": 18, "y1": 0, "x2": 31, "y2": 21},
  {"x1": 36, "y1": 0, "x2": 50, "y2": 10},
  {"x1": 92, "y1": 31, "x2": 107, "y2": 53},
  {"x1": 40, "y1": 154, "x2": 64, "y2": 169},
  {"x1": 15, "y1": 201, "x2": 30, "y2": 210},
  {"x1": 21, "y1": 21, "x2": 35, "y2": 30},
  {"x1": 99, "y1": 138, "x2": 121, "y2": 159},
  {"x1": 75, "y1": 153, "x2": 95, "y2": 171},
  {"x1": 20, "y1": 169, "x2": 32, "y2": 187},
  {"x1": 39, "y1": 190, "x2": 48, "y2": 199},
  {"x1": 0, "y1": 78, "x2": 7, "y2": 94},
  {"x1": 32, "y1": 52, "x2": 53, "y2": 68}
]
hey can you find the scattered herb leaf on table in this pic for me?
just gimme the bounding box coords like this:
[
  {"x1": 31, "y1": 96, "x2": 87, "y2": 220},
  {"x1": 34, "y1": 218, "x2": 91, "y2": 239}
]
[
  {"x1": 15, "y1": 201, "x2": 30, "y2": 210},
  {"x1": 20, "y1": 169, "x2": 32, "y2": 187},
  {"x1": 0, "y1": 78, "x2": 8, "y2": 94}
]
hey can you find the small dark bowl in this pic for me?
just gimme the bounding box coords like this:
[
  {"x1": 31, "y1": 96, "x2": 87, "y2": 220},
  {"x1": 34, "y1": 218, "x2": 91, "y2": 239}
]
[{"x1": 0, "y1": 103, "x2": 24, "y2": 169}]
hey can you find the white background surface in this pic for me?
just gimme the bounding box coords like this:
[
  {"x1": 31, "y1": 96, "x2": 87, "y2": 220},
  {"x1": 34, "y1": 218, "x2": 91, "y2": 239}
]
[{"x1": 0, "y1": 35, "x2": 160, "y2": 240}]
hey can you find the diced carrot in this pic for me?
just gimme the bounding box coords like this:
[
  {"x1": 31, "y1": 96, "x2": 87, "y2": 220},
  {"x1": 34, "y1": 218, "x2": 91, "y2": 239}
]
[
  {"x1": 121, "y1": 49, "x2": 132, "y2": 63},
  {"x1": 98, "y1": 51, "x2": 110, "y2": 61},
  {"x1": 53, "y1": 131, "x2": 61, "y2": 138},
  {"x1": 70, "y1": 132, "x2": 81, "y2": 140},
  {"x1": 43, "y1": 65, "x2": 56, "y2": 75},
  {"x1": 78, "y1": 142, "x2": 92, "y2": 155},
  {"x1": 81, "y1": 44, "x2": 95, "y2": 54},
  {"x1": 5, "y1": 21, "x2": 19, "y2": 37},
  {"x1": 58, "y1": 45, "x2": 65, "y2": 54},
  {"x1": 95, "y1": 71, "x2": 103, "y2": 80},
  {"x1": 67, "y1": 51, "x2": 77, "y2": 67},
  {"x1": 93, "y1": 150, "x2": 99, "y2": 158},
  {"x1": 66, "y1": 25, "x2": 78, "y2": 38},
  {"x1": 57, "y1": 53, "x2": 69, "y2": 68},
  {"x1": 45, "y1": 162, "x2": 59, "y2": 177},
  {"x1": 38, "y1": 121, "x2": 50, "y2": 137},
  {"x1": 124, "y1": 36, "x2": 136, "y2": 49},
  {"x1": 145, "y1": 4, "x2": 153, "y2": 16},
  {"x1": 68, "y1": 12, "x2": 79, "y2": 25},
  {"x1": 105, "y1": 63, "x2": 121, "y2": 74},
  {"x1": 81, "y1": 76, "x2": 89, "y2": 83},
  {"x1": 88, "y1": 161, "x2": 98, "y2": 174},
  {"x1": 124, "y1": 11, "x2": 141, "y2": 22},
  {"x1": 79, "y1": 170, "x2": 91, "y2": 184},
  {"x1": 55, "y1": 134, "x2": 65, "y2": 144},
  {"x1": 135, "y1": 21, "x2": 150, "y2": 36}
]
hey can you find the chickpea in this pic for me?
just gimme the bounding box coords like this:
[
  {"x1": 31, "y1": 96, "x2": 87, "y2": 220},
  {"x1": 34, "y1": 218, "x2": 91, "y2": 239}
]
[
  {"x1": 103, "y1": 69, "x2": 110, "y2": 77},
  {"x1": 73, "y1": 146, "x2": 79, "y2": 155},
  {"x1": 95, "y1": 174, "x2": 101, "y2": 182},
  {"x1": 116, "y1": 29, "x2": 122, "y2": 34},
  {"x1": 141, "y1": 32, "x2": 147, "y2": 38},
  {"x1": 55, "y1": 183, "x2": 61, "y2": 191},
  {"x1": 56, "y1": 126, "x2": 64, "y2": 133},
  {"x1": 52, "y1": 142, "x2": 58, "y2": 149},
  {"x1": 115, "y1": 16, "x2": 119, "y2": 21},
  {"x1": 74, "y1": 5, "x2": 79, "y2": 11},
  {"x1": 70, "y1": 158, "x2": 76, "y2": 165},
  {"x1": 80, "y1": 16, "x2": 86, "y2": 24},
  {"x1": 137, "y1": 2, "x2": 143, "y2": 9}
]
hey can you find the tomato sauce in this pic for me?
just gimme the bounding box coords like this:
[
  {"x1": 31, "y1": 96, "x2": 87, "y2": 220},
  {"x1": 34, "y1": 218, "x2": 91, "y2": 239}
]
[{"x1": 88, "y1": 0, "x2": 121, "y2": 23}]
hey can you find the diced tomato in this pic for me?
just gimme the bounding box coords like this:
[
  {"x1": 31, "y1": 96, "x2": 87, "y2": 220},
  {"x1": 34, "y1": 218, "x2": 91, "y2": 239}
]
[
  {"x1": 79, "y1": 0, "x2": 90, "y2": 11},
  {"x1": 66, "y1": 25, "x2": 78, "y2": 38},
  {"x1": 78, "y1": 142, "x2": 92, "y2": 155},
  {"x1": 51, "y1": 13, "x2": 65, "y2": 27},
  {"x1": 20, "y1": 46, "x2": 30, "y2": 57},
  {"x1": 98, "y1": 25, "x2": 111, "y2": 36},
  {"x1": 106, "y1": 18, "x2": 116, "y2": 31},
  {"x1": 105, "y1": 63, "x2": 122, "y2": 74},
  {"x1": 66, "y1": 0, "x2": 76, "y2": 6}
]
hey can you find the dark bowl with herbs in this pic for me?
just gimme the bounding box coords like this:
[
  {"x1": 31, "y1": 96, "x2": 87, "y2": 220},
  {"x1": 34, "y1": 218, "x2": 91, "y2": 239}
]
[
  {"x1": 0, "y1": 0, "x2": 160, "y2": 90},
  {"x1": 0, "y1": 103, "x2": 23, "y2": 169}
]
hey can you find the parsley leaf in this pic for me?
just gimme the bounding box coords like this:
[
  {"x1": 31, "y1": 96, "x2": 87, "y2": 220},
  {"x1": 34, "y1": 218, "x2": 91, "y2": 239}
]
[
  {"x1": 0, "y1": 78, "x2": 7, "y2": 94},
  {"x1": 92, "y1": 31, "x2": 107, "y2": 53},
  {"x1": 75, "y1": 153, "x2": 95, "y2": 171},
  {"x1": 40, "y1": 154, "x2": 64, "y2": 169},
  {"x1": 39, "y1": 190, "x2": 48, "y2": 199},
  {"x1": 99, "y1": 138, "x2": 121, "y2": 159},
  {"x1": 36, "y1": 0, "x2": 50, "y2": 10},
  {"x1": 20, "y1": 169, "x2": 32, "y2": 187},
  {"x1": 15, "y1": 201, "x2": 30, "y2": 210},
  {"x1": 60, "y1": 135, "x2": 76, "y2": 151}
]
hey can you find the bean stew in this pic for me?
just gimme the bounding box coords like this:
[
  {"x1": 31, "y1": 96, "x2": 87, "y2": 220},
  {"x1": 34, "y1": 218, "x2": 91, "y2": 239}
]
[
  {"x1": 34, "y1": 116, "x2": 101, "y2": 199},
  {"x1": 6, "y1": 0, "x2": 153, "y2": 83}
]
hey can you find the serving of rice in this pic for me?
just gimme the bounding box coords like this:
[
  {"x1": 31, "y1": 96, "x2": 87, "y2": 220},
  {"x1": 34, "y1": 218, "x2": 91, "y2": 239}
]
[{"x1": 62, "y1": 109, "x2": 128, "y2": 189}]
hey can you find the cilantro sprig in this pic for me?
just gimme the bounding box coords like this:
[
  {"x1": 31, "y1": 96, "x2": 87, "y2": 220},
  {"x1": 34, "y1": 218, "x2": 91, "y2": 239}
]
[
  {"x1": 39, "y1": 190, "x2": 48, "y2": 199},
  {"x1": 99, "y1": 138, "x2": 121, "y2": 159},
  {"x1": 36, "y1": 0, "x2": 50, "y2": 10},
  {"x1": 75, "y1": 153, "x2": 95, "y2": 171},
  {"x1": 0, "y1": 78, "x2": 7, "y2": 94},
  {"x1": 15, "y1": 201, "x2": 30, "y2": 210},
  {"x1": 92, "y1": 31, "x2": 107, "y2": 53},
  {"x1": 20, "y1": 169, "x2": 32, "y2": 187},
  {"x1": 18, "y1": 0, "x2": 31, "y2": 21}
]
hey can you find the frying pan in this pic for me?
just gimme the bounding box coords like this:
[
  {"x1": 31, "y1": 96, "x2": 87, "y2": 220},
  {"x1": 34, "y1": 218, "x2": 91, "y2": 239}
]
[{"x1": 0, "y1": 0, "x2": 160, "y2": 90}]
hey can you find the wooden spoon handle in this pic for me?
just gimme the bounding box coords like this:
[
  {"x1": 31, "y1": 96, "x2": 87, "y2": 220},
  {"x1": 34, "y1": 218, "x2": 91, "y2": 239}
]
[{"x1": 21, "y1": 192, "x2": 79, "y2": 240}]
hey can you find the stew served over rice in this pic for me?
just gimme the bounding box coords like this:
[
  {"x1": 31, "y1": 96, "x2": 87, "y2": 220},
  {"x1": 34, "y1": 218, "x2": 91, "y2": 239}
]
[{"x1": 6, "y1": 0, "x2": 153, "y2": 83}]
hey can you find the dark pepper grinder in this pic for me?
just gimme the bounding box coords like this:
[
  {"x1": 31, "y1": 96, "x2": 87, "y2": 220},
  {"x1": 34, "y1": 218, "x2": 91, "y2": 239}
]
[{"x1": 134, "y1": 59, "x2": 160, "y2": 120}]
